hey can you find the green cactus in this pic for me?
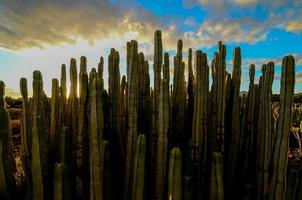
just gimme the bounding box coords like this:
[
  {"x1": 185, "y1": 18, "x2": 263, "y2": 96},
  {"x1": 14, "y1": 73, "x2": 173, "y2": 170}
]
[
  {"x1": 50, "y1": 79, "x2": 60, "y2": 163},
  {"x1": 77, "y1": 70, "x2": 89, "y2": 199},
  {"x1": 89, "y1": 75, "x2": 104, "y2": 200},
  {"x1": 155, "y1": 79, "x2": 169, "y2": 200},
  {"x1": 172, "y1": 39, "x2": 185, "y2": 147},
  {"x1": 59, "y1": 64, "x2": 67, "y2": 127},
  {"x1": 53, "y1": 163, "x2": 71, "y2": 200},
  {"x1": 270, "y1": 56, "x2": 295, "y2": 200},
  {"x1": 0, "y1": 81, "x2": 16, "y2": 199},
  {"x1": 210, "y1": 152, "x2": 224, "y2": 200},
  {"x1": 225, "y1": 47, "x2": 242, "y2": 194},
  {"x1": 191, "y1": 50, "x2": 209, "y2": 198},
  {"x1": 124, "y1": 40, "x2": 139, "y2": 200},
  {"x1": 256, "y1": 62, "x2": 274, "y2": 200},
  {"x1": 132, "y1": 134, "x2": 146, "y2": 200},
  {"x1": 168, "y1": 147, "x2": 182, "y2": 200},
  {"x1": 31, "y1": 71, "x2": 50, "y2": 200}
]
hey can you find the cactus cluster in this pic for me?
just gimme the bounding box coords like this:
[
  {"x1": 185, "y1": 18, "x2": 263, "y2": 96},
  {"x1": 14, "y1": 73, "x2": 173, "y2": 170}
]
[{"x1": 0, "y1": 29, "x2": 299, "y2": 200}]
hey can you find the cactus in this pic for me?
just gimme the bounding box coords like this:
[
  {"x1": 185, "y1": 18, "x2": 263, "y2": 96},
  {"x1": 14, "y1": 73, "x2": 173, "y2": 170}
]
[
  {"x1": 53, "y1": 163, "x2": 71, "y2": 200},
  {"x1": 270, "y1": 56, "x2": 295, "y2": 200},
  {"x1": 0, "y1": 81, "x2": 16, "y2": 199},
  {"x1": 155, "y1": 79, "x2": 169, "y2": 200},
  {"x1": 172, "y1": 39, "x2": 185, "y2": 147},
  {"x1": 89, "y1": 76, "x2": 104, "y2": 200},
  {"x1": 124, "y1": 40, "x2": 139, "y2": 200},
  {"x1": 256, "y1": 62, "x2": 274, "y2": 200},
  {"x1": 132, "y1": 134, "x2": 146, "y2": 200},
  {"x1": 210, "y1": 152, "x2": 224, "y2": 200},
  {"x1": 60, "y1": 64, "x2": 67, "y2": 127},
  {"x1": 77, "y1": 70, "x2": 89, "y2": 199},
  {"x1": 163, "y1": 52, "x2": 170, "y2": 84},
  {"x1": 20, "y1": 77, "x2": 32, "y2": 199},
  {"x1": 216, "y1": 42, "x2": 227, "y2": 152},
  {"x1": 225, "y1": 47, "x2": 242, "y2": 193},
  {"x1": 31, "y1": 71, "x2": 50, "y2": 200},
  {"x1": 50, "y1": 79, "x2": 60, "y2": 162},
  {"x1": 153, "y1": 30, "x2": 163, "y2": 139},
  {"x1": 168, "y1": 147, "x2": 182, "y2": 200},
  {"x1": 191, "y1": 50, "x2": 209, "y2": 198}
]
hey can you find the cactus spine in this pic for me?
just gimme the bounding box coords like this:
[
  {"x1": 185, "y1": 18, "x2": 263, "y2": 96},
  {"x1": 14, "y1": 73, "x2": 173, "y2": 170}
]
[{"x1": 270, "y1": 56, "x2": 295, "y2": 200}]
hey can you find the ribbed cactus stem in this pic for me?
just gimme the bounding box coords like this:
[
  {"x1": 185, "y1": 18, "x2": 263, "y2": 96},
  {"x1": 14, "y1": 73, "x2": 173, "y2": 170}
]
[
  {"x1": 31, "y1": 70, "x2": 49, "y2": 200},
  {"x1": 226, "y1": 47, "x2": 242, "y2": 191},
  {"x1": 155, "y1": 79, "x2": 169, "y2": 200},
  {"x1": 172, "y1": 39, "x2": 185, "y2": 147},
  {"x1": 124, "y1": 40, "x2": 139, "y2": 200},
  {"x1": 89, "y1": 76, "x2": 104, "y2": 200},
  {"x1": 163, "y1": 52, "x2": 170, "y2": 85},
  {"x1": 60, "y1": 64, "x2": 67, "y2": 127},
  {"x1": 20, "y1": 77, "x2": 31, "y2": 157},
  {"x1": 54, "y1": 163, "x2": 71, "y2": 200},
  {"x1": 216, "y1": 41, "x2": 227, "y2": 152},
  {"x1": 270, "y1": 56, "x2": 295, "y2": 200},
  {"x1": 191, "y1": 50, "x2": 209, "y2": 197},
  {"x1": 132, "y1": 134, "x2": 146, "y2": 200},
  {"x1": 168, "y1": 147, "x2": 182, "y2": 200},
  {"x1": 153, "y1": 30, "x2": 163, "y2": 135},
  {"x1": 0, "y1": 81, "x2": 16, "y2": 199},
  {"x1": 50, "y1": 79, "x2": 59, "y2": 162},
  {"x1": 210, "y1": 152, "x2": 224, "y2": 200},
  {"x1": 77, "y1": 70, "x2": 89, "y2": 199},
  {"x1": 257, "y1": 62, "x2": 274, "y2": 200},
  {"x1": 80, "y1": 56, "x2": 87, "y2": 73}
]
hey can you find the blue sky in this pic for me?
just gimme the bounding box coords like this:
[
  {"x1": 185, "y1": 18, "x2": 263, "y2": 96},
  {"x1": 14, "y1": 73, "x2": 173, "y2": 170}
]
[{"x1": 0, "y1": 0, "x2": 301, "y2": 96}]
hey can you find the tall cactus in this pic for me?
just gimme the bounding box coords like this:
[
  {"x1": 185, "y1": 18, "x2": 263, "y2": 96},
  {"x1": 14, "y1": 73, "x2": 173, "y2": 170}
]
[
  {"x1": 155, "y1": 79, "x2": 169, "y2": 200},
  {"x1": 191, "y1": 51, "x2": 209, "y2": 198},
  {"x1": 0, "y1": 81, "x2": 16, "y2": 199},
  {"x1": 77, "y1": 70, "x2": 89, "y2": 199},
  {"x1": 256, "y1": 62, "x2": 274, "y2": 200},
  {"x1": 89, "y1": 76, "x2": 104, "y2": 200},
  {"x1": 168, "y1": 147, "x2": 182, "y2": 200},
  {"x1": 216, "y1": 42, "x2": 227, "y2": 152},
  {"x1": 226, "y1": 47, "x2": 242, "y2": 193},
  {"x1": 172, "y1": 40, "x2": 185, "y2": 147},
  {"x1": 153, "y1": 30, "x2": 163, "y2": 139},
  {"x1": 50, "y1": 79, "x2": 60, "y2": 163},
  {"x1": 68, "y1": 58, "x2": 78, "y2": 177},
  {"x1": 132, "y1": 134, "x2": 146, "y2": 200},
  {"x1": 20, "y1": 77, "x2": 32, "y2": 199},
  {"x1": 270, "y1": 56, "x2": 295, "y2": 200},
  {"x1": 124, "y1": 40, "x2": 139, "y2": 200},
  {"x1": 31, "y1": 71, "x2": 49, "y2": 200}
]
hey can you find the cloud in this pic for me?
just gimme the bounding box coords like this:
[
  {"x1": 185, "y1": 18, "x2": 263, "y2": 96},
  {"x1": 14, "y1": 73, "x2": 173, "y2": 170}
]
[
  {"x1": 183, "y1": 0, "x2": 302, "y2": 32},
  {"x1": 0, "y1": 0, "x2": 182, "y2": 51},
  {"x1": 180, "y1": 18, "x2": 268, "y2": 48}
]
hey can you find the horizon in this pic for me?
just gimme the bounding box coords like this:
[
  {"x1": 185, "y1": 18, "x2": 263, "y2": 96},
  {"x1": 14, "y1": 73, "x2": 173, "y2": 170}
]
[{"x1": 0, "y1": 0, "x2": 301, "y2": 97}]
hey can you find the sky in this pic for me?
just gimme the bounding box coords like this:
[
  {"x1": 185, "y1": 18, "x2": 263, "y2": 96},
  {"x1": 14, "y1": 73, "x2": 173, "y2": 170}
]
[{"x1": 0, "y1": 0, "x2": 301, "y2": 97}]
